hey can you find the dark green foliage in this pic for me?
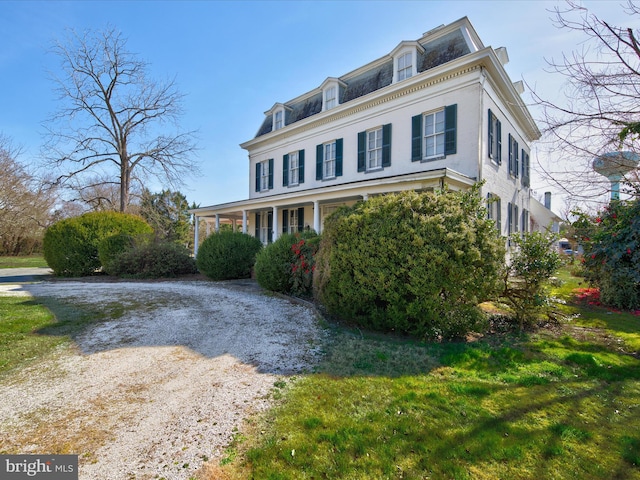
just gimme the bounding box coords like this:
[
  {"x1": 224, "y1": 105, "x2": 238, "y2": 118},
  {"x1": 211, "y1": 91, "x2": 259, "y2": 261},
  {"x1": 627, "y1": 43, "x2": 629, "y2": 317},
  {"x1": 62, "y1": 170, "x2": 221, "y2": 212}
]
[
  {"x1": 98, "y1": 232, "x2": 153, "y2": 275},
  {"x1": 196, "y1": 231, "x2": 262, "y2": 280},
  {"x1": 255, "y1": 231, "x2": 320, "y2": 296},
  {"x1": 43, "y1": 211, "x2": 153, "y2": 277},
  {"x1": 574, "y1": 200, "x2": 640, "y2": 309},
  {"x1": 501, "y1": 231, "x2": 561, "y2": 328},
  {"x1": 108, "y1": 241, "x2": 197, "y2": 278},
  {"x1": 139, "y1": 189, "x2": 192, "y2": 246},
  {"x1": 314, "y1": 187, "x2": 505, "y2": 340}
]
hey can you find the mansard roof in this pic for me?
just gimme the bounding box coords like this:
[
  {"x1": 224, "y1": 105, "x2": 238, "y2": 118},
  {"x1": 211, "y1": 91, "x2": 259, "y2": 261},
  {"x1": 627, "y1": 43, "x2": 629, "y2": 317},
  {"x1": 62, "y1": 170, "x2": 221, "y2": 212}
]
[{"x1": 254, "y1": 18, "x2": 475, "y2": 138}]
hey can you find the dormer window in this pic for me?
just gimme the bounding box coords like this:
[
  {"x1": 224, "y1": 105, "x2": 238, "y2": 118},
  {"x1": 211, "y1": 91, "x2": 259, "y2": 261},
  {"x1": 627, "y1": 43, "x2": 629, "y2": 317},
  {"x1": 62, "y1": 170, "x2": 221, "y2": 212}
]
[
  {"x1": 320, "y1": 78, "x2": 346, "y2": 112},
  {"x1": 324, "y1": 86, "x2": 337, "y2": 110},
  {"x1": 274, "y1": 110, "x2": 283, "y2": 130},
  {"x1": 391, "y1": 41, "x2": 424, "y2": 84},
  {"x1": 397, "y1": 52, "x2": 413, "y2": 81}
]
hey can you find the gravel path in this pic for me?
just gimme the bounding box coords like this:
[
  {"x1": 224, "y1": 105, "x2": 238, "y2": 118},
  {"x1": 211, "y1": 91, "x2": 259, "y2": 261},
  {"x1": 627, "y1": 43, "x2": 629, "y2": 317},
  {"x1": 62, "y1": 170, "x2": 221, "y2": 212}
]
[{"x1": 0, "y1": 280, "x2": 326, "y2": 479}]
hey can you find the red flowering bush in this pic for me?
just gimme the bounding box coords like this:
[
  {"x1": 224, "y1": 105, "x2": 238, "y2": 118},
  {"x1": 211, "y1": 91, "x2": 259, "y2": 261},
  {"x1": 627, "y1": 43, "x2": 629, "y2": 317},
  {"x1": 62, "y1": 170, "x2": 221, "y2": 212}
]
[
  {"x1": 290, "y1": 237, "x2": 320, "y2": 297},
  {"x1": 573, "y1": 199, "x2": 640, "y2": 309}
]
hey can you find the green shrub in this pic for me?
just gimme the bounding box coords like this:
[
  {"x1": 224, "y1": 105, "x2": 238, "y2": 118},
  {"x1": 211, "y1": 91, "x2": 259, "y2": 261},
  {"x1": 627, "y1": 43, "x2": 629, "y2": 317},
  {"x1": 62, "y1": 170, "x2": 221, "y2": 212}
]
[
  {"x1": 314, "y1": 187, "x2": 505, "y2": 340},
  {"x1": 43, "y1": 211, "x2": 153, "y2": 277},
  {"x1": 108, "y1": 241, "x2": 197, "y2": 278},
  {"x1": 574, "y1": 199, "x2": 640, "y2": 310},
  {"x1": 501, "y1": 231, "x2": 561, "y2": 329},
  {"x1": 196, "y1": 231, "x2": 262, "y2": 280},
  {"x1": 98, "y1": 232, "x2": 153, "y2": 275},
  {"x1": 255, "y1": 231, "x2": 320, "y2": 296}
]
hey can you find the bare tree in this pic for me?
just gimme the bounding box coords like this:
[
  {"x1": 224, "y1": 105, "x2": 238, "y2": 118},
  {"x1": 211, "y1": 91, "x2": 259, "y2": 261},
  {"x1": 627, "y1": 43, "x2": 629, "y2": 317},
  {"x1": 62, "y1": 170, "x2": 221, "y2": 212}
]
[
  {"x1": 0, "y1": 135, "x2": 57, "y2": 255},
  {"x1": 43, "y1": 27, "x2": 198, "y2": 212},
  {"x1": 531, "y1": 1, "x2": 640, "y2": 203}
]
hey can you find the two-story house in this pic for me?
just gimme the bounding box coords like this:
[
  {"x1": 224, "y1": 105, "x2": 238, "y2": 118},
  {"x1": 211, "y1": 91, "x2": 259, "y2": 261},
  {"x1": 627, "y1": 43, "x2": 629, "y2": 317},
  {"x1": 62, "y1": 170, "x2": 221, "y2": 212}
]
[{"x1": 191, "y1": 17, "x2": 550, "y2": 250}]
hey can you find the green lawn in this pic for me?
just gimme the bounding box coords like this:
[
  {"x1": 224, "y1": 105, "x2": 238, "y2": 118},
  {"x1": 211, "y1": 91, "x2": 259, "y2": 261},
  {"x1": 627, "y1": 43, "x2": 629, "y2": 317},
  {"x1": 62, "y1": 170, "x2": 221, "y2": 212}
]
[
  {"x1": 0, "y1": 255, "x2": 48, "y2": 269},
  {"x1": 219, "y1": 269, "x2": 640, "y2": 480}
]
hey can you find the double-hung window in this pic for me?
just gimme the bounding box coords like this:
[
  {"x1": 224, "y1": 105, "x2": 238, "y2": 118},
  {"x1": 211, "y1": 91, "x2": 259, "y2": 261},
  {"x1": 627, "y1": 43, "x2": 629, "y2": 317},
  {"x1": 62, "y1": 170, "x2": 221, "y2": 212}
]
[
  {"x1": 367, "y1": 127, "x2": 383, "y2": 170},
  {"x1": 411, "y1": 105, "x2": 457, "y2": 161},
  {"x1": 424, "y1": 109, "x2": 445, "y2": 159},
  {"x1": 274, "y1": 110, "x2": 283, "y2": 130},
  {"x1": 288, "y1": 151, "x2": 299, "y2": 185},
  {"x1": 521, "y1": 149, "x2": 530, "y2": 187},
  {"x1": 324, "y1": 142, "x2": 336, "y2": 178},
  {"x1": 324, "y1": 86, "x2": 337, "y2": 110},
  {"x1": 508, "y1": 134, "x2": 519, "y2": 177},
  {"x1": 260, "y1": 160, "x2": 270, "y2": 191},
  {"x1": 488, "y1": 109, "x2": 502, "y2": 164},
  {"x1": 255, "y1": 158, "x2": 273, "y2": 192},
  {"x1": 397, "y1": 52, "x2": 413, "y2": 81}
]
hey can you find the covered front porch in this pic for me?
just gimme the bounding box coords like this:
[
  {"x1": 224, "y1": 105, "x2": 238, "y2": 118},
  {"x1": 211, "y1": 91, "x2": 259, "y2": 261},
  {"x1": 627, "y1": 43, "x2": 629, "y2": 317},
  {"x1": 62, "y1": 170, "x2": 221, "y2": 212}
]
[{"x1": 189, "y1": 168, "x2": 475, "y2": 254}]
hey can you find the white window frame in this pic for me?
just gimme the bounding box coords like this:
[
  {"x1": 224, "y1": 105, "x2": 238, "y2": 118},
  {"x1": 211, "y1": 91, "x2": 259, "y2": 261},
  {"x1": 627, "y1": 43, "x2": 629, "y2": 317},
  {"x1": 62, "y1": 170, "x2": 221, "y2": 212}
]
[
  {"x1": 288, "y1": 209, "x2": 299, "y2": 234},
  {"x1": 288, "y1": 151, "x2": 299, "y2": 186},
  {"x1": 259, "y1": 211, "x2": 269, "y2": 244},
  {"x1": 324, "y1": 86, "x2": 337, "y2": 110},
  {"x1": 323, "y1": 141, "x2": 336, "y2": 179},
  {"x1": 423, "y1": 109, "x2": 445, "y2": 160},
  {"x1": 489, "y1": 111, "x2": 501, "y2": 164},
  {"x1": 260, "y1": 160, "x2": 270, "y2": 192},
  {"x1": 397, "y1": 51, "x2": 413, "y2": 81},
  {"x1": 274, "y1": 109, "x2": 284, "y2": 130},
  {"x1": 367, "y1": 127, "x2": 383, "y2": 171}
]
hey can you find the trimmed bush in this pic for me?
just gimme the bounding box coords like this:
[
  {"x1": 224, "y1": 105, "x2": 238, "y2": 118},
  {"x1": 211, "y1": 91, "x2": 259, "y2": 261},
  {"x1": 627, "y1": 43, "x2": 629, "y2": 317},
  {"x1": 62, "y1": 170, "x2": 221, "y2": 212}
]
[
  {"x1": 43, "y1": 211, "x2": 153, "y2": 277},
  {"x1": 108, "y1": 241, "x2": 197, "y2": 278},
  {"x1": 196, "y1": 231, "x2": 262, "y2": 280},
  {"x1": 314, "y1": 187, "x2": 505, "y2": 340},
  {"x1": 255, "y1": 231, "x2": 320, "y2": 296},
  {"x1": 98, "y1": 232, "x2": 153, "y2": 275}
]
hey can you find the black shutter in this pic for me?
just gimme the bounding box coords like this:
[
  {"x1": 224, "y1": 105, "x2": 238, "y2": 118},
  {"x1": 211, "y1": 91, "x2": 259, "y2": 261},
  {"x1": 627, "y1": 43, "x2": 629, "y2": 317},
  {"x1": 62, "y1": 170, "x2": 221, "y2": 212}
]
[
  {"x1": 268, "y1": 158, "x2": 274, "y2": 189},
  {"x1": 267, "y1": 211, "x2": 273, "y2": 244},
  {"x1": 488, "y1": 109, "x2": 494, "y2": 159},
  {"x1": 497, "y1": 197, "x2": 502, "y2": 233},
  {"x1": 282, "y1": 209, "x2": 289, "y2": 234},
  {"x1": 508, "y1": 134, "x2": 513, "y2": 175},
  {"x1": 283, "y1": 154, "x2": 289, "y2": 187},
  {"x1": 514, "y1": 141, "x2": 519, "y2": 178},
  {"x1": 255, "y1": 162, "x2": 261, "y2": 192},
  {"x1": 255, "y1": 212, "x2": 260, "y2": 238},
  {"x1": 316, "y1": 144, "x2": 323, "y2": 180},
  {"x1": 298, "y1": 207, "x2": 305, "y2": 232},
  {"x1": 357, "y1": 131, "x2": 366, "y2": 172},
  {"x1": 444, "y1": 104, "x2": 457, "y2": 155},
  {"x1": 497, "y1": 120, "x2": 502, "y2": 165},
  {"x1": 335, "y1": 138, "x2": 343, "y2": 176},
  {"x1": 299, "y1": 150, "x2": 305, "y2": 184},
  {"x1": 411, "y1": 114, "x2": 422, "y2": 161},
  {"x1": 382, "y1": 123, "x2": 391, "y2": 167}
]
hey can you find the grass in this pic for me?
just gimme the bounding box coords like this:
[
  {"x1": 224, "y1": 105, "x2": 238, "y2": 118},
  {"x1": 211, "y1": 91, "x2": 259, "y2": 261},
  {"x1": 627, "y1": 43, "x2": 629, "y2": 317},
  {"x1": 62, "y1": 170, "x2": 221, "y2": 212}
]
[
  {"x1": 217, "y1": 267, "x2": 640, "y2": 480},
  {"x1": 0, "y1": 255, "x2": 48, "y2": 269}
]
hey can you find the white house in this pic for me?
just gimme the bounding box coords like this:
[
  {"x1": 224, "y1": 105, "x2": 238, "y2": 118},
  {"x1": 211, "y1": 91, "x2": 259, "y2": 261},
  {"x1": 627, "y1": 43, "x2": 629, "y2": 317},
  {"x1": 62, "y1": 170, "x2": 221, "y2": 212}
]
[{"x1": 191, "y1": 17, "x2": 558, "y2": 251}]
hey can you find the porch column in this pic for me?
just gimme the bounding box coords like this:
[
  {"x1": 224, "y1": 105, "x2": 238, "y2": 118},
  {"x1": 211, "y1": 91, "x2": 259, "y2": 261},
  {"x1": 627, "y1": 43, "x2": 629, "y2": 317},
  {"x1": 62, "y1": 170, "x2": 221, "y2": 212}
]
[
  {"x1": 242, "y1": 210, "x2": 247, "y2": 234},
  {"x1": 313, "y1": 200, "x2": 321, "y2": 233},
  {"x1": 272, "y1": 206, "x2": 279, "y2": 241},
  {"x1": 194, "y1": 216, "x2": 200, "y2": 256},
  {"x1": 215, "y1": 214, "x2": 220, "y2": 233}
]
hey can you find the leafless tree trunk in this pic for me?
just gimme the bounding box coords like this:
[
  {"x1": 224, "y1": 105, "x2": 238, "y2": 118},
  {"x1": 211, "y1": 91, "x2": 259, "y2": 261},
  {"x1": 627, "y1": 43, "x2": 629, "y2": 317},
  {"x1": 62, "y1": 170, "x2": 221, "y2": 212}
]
[
  {"x1": 43, "y1": 27, "x2": 199, "y2": 212},
  {"x1": 530, "y1": 0, "x2": 640, "y2": 204}
]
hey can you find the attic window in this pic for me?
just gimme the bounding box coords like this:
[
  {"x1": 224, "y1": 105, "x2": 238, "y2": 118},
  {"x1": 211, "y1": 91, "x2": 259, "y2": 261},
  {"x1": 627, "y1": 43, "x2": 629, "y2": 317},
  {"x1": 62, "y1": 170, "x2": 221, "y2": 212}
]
[
  {"x1": 391, "y1": 42, "x2": 422, "y2": 84},
  {"x1": 274, "y1": 109, "x2": 284, "y2": 130},
  {"x1": 397, "y1": 52, "x2": 413, "y2": 81},
  {"x1": 324, "y1": 86, "x2": 337, "y2": 110}
]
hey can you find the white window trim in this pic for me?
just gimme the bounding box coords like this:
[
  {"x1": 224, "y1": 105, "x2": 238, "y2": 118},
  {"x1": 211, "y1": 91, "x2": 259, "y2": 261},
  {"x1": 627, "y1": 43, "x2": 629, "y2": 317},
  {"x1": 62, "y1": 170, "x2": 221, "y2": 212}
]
[
  {"x1": 323, "y1": 141, "x2": 336, "y2": 179},
  {"x1": 260, "y1": 160, "x2": 270, "y2": 192},
  {"x1": 391, "y1": 42, "x2": 423, "y2": 84},
  {"x1": 288, "y1": 151, "x2": 299, "y2": 186},
  {"x1": 423, "y1": 109, "x2": 445, "y2": 160},
  {"x1": 367, "y1": 127, "x2": 383, "y2": 171},
  {"x1": 320, "y1": 78, "x2": 345, "y2": 112},
  {"x1": 273, "y1": 109, "x2": 284, "y2": 131},
  {"x1": 288, "y1": 209, "x2": 299, "y2": 234}
]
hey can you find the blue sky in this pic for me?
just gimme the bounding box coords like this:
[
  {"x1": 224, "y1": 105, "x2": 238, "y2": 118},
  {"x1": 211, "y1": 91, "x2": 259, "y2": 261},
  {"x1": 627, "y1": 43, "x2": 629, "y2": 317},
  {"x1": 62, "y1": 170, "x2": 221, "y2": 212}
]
[{"x1": 0, "y1": 0, "x2": 632, "y2": 210}]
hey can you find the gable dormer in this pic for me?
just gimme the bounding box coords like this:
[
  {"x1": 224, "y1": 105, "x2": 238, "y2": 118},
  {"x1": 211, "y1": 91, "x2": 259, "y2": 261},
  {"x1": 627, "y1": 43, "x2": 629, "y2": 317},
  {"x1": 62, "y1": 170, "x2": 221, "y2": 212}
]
[
  {"x1": 320, "y1": 77, "x2": 346, "y2": 111},
  {"x1": 265, "y1": 103, "x2": 292, "y2": 132},
  {"x1": 390, "y1": 41, "x2": 425, "y2": 84}
]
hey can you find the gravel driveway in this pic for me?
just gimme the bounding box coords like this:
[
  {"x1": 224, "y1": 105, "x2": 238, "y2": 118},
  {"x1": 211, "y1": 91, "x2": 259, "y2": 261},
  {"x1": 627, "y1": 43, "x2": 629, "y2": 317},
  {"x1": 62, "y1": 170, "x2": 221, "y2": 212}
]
[{"x1": 0, "y1": 280, "x2": 326, "y2": 479}]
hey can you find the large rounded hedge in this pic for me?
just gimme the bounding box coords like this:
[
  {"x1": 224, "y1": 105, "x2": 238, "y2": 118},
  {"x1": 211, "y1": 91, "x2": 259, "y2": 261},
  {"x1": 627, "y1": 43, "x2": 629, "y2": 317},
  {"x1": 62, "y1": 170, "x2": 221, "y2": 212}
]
[
  {"x1": 314, "y1": 187, "x2": 505, "y2": 340},
  {"x1": 43, "y1": 211, "x2": 153, "y2": 277},
  {"x1": 196, "y1": 231, "x2": 263, "y2": 280}
]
